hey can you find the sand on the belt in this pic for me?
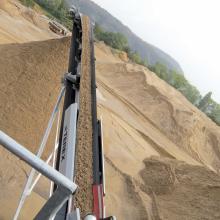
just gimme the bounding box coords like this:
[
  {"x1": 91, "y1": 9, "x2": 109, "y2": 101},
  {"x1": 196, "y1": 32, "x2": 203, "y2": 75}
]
[{"x1": 74, "y1": 16, "x2": 94, "y2": 216}]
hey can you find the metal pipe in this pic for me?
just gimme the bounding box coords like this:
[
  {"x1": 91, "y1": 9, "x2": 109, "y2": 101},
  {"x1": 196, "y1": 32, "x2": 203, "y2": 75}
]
[
  {"x1": 0, "y1": 131, "x2": 77, "y2": 193},
  {"x1": 28, "y1": 143, "x2": 59, "y2": 195},
  {"x1": 13, "y1": 87, "x2": 65, "y2": 220},
  {"x1": 50, "y1": 110, "x2": 61, "y2": 197},
  {"x1": 36, "y1": 86, "x2": 65, "y2": 159},
  {"x1": 84, "y1": 215, "x2": 96, "y2": 220}
]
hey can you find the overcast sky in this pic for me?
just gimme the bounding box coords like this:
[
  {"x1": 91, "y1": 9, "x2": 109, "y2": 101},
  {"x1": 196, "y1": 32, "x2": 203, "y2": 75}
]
[{"x1": 92, "y1": 0, "x2": 220, "y2": 102}]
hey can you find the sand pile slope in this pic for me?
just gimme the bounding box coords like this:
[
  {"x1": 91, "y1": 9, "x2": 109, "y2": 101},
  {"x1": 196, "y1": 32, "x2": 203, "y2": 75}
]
[
  {"x1": 96, "y1": 42, "x2": 220, "y2": 172},
  {"x1": 0, "y1": 37, "x2": 71, "y2": 219},
  {"x1": 1, "y1": 39, "x2": 220, "y2": 220},
  {"x1": 95, "y1": 42, "x2": 220, "y2": 219},
  {"x1": 139, "y1": 157, "x2": 220, "y2": 220}
]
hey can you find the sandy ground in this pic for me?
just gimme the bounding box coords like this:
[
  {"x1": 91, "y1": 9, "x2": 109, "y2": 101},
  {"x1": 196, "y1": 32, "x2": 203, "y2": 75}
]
[{"x1": 1, "y1": 1, "x2": 220, "y2": 219}]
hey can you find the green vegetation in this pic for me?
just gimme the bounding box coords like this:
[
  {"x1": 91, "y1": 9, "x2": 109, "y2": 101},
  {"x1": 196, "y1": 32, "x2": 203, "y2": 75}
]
[
  {"x1": 94, "y1": 24, "x2": 148, "y2": 66},
  {"x1": 94, "y1": 24, "x2": 128, "y2": 51},
  {"x1": 196, "y1": 92, "x2": 220, "y2": 125},
  {"x1": 19, "y1": 0, "x2": 35, "y2": 7},
  {"x1": 19, "y1": 0, "x2": 72, "y2": 30},
  {"x1": 198, "y1": 92, "x2": 212, "y2": 112},
  {"x1": 129, "y1": 51, "x2": 148, "y2": 66},
  {"x1": 149, "y1": 63, "x2": 201, "y2": 105},
  {"x1": 34, "y1": 0, "x2": 72, "y2": 29},
  {"x1": 149, "y1": 63, "x2": 220, "y2": 126},
  {"x1": 209, "y1": 102, "x2": 220, "y2": 125},
  {"x1": 94, "y1": 24, "x2": 220, "y2": 126}
]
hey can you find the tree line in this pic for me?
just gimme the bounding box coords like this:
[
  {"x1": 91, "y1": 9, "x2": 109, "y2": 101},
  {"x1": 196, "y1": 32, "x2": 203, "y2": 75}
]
[
  {"x1": 94, "y1": 24, "x2": 148, "y2": 66},
  {"x1": 149, "y1": 63, "x2": 220, "y2": 125}
]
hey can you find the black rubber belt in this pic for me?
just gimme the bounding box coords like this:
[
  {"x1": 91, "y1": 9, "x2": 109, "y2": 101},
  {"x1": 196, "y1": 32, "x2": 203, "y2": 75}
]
[{"x1": 90, "y1": 25, "x2": 101, "y2": 185}]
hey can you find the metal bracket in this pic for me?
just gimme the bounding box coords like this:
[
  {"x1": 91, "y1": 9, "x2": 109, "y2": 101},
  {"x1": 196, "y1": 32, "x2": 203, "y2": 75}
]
[
  {"x1": 34, "y1": 186, "x2": 72, "y2": 220},
  {"x1": 62, "y1": 73, "x2": 81, "y2": 89},
  {"x1": 69, "y1": 6, "x2": 81, "y2": 28}
]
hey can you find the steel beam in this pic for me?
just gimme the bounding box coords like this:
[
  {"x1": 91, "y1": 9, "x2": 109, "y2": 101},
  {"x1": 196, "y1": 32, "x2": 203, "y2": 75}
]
[
  {"x1": 0, "y1": 131, "x2": 77, "y2": 193},
  {"x1": 34, "y1": 186, "x2": 72, "y2": 220}
]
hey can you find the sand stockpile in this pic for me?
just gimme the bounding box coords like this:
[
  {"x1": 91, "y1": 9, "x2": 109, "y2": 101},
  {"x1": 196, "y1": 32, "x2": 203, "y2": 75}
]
[
  {"x1": 96, "y1": 61, "x2": 220, "y2": 172},
  {"x1": 0, "y1": 37, "x2": 71, "y2": 219},
  {"x1": 104, "y1": 155, "x2": 220, "y2": 220},
  {"x1": 95, "y1": 43, "x2": 220, "y2": 219},
  {"x1": 0, "y1": 16, "x2": 95, "y2": 218},
  {"x1": 140, "y1": 157, "x2": 220, "y2": 220}
]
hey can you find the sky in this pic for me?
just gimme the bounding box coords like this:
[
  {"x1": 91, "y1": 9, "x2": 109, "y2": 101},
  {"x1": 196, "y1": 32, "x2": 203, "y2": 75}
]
[{"x1": 92, "y1": 0, "x2": 220, "y2": 102}]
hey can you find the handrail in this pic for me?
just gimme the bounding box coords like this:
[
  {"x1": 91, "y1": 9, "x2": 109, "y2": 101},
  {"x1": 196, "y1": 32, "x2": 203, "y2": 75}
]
[
  {"x1": 12, "y1": 86, "x2": 65, "y2": 220},
  {"x1": 0, "y1": 131, "x2": 77, "y2": 219},
  {"x1": 50, "y1": 110, "x2": 61, "y2": 197},
  {"x1": 0, "y1": 131, "x2": 77, "y2": 193},
  {"x1": 28, "y1": 142, "x2": 58, "y2": 195}
]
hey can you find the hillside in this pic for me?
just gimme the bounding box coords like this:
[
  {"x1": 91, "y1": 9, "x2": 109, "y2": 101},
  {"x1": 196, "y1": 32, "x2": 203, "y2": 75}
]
[
  {"x1": 1, "y1": 1, "x2": 220, "y2": 220},
  {"x1": 67, "y1": 0, "x2": 183, "y2": 73}
]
